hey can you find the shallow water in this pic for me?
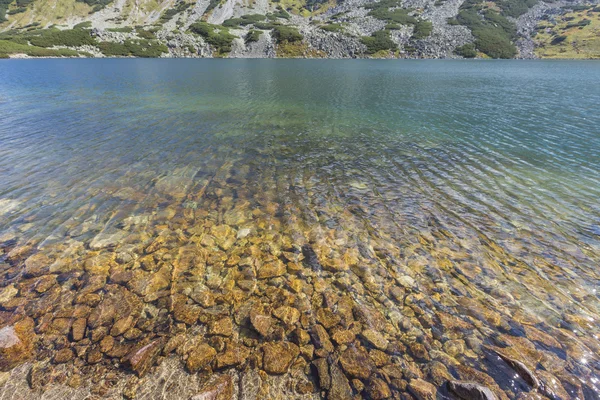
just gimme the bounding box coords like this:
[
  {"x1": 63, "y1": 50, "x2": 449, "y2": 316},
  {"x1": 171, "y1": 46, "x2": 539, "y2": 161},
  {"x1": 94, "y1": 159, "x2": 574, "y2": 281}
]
[{"x1": 0, "y1": 59, "x2": 600, "y2": 399}]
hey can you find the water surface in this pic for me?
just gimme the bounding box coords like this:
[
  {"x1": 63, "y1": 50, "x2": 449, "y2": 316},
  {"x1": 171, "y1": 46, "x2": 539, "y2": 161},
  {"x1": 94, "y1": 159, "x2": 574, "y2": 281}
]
[{"x1": 0, "y1": 59, "x2": 599, "y2": 399}]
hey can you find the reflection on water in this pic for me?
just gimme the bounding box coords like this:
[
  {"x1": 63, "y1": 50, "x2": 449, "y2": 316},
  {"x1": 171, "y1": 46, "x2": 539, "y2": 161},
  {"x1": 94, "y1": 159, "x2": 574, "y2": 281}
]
[{"x1": 0, "y1": 59, "x2": 599, "y2": 399}]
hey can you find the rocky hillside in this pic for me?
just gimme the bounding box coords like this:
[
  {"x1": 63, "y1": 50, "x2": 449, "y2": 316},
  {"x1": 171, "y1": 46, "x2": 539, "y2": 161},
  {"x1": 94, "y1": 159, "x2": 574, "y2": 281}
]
[{"x1": 0, "y1": 0, "x2": 598, "y2": 58}]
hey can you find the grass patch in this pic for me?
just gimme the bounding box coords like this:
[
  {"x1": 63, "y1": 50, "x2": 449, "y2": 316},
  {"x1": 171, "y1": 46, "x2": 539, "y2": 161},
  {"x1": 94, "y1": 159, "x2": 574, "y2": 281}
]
[
  {"x1": 412, "y1": 20, "x2": 432, "y2": 39},
  {"x1": 97, "y1": 39, "x2": 168, "y2": 57},
  {"x1": 0, "y1": 39, "x2": 82, "y2": 56},
  {"x1": 245, "y1": 30, "x2": 262, "y2": 43},
  {"x1": 455, "y1": 8, "x2": 517, "y2": 58},
  {"x1": 534, "y1": 8, "x2": 600, "y2": 59},
  {"x1": 107, "y1": 27, "x2": 133, "y2": 33},
  {"x1": 223, "y1": 14, "x2": 266, "y2": 27},
  {"x1": 159, "y1": 2, "x2": 191, "y2": 24},
  {"x1": 189, "y1": 22, "x2": 237, "y2": 54},
  {"x1": 365, "y1": 0, "x2": 433, "y2": 39},
  {"x1": 454, "y1": 43, "x2": 477, "y2": 57},
  {"x1": 272, "y1": 25, "x2": 302, "y2": 43},
  {"x1": 76, "y1": 0, "x2": 112, "y2": 12},
  {"x1": 361, "y1": 30, "x2": 397, "y2": 54},
  {"x1": 28, "y1": 28, "x2": 96, "y2": 48},
  {"x1": 319, "y1": 23, "x2": 343, "y2": 32}
]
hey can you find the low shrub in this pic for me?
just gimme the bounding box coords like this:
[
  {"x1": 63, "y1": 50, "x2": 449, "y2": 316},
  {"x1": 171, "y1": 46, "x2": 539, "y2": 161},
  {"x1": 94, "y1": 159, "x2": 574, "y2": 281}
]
[
  {"x1": 361, "y1": 30, "x2": 397, "y2": 54},
  {"x1": 74, "y1": 21, "x2": 92, "y2": 29},
  {"x1": 550, "y1": 34, "x2": 567, "y2": 45},
  {"x1": 272, "y1": 25, "x2": 302, "y2": 43},
  {"x1": 223, "y1": 14, "x2": 265, "y2": 27},
  {"x1": 7, "y1": 7, "x2": 27, "y2": 15},
  {"x1": 107, "y1": 27, "x2": 133, "y2": 33},
  {"x1": 454, "y1": 43, "x2": 477, "y2": 57},
  {"x1": 98, "y1": 40, "x2": 168, "y2": 57},
  {"x1": 189, "y1": 22, "x2": 237, "y2": 53},
  {"x1": 28, "y1": 28, "x2": 96, "y2": 47},
  {"x1": 245, "y1": 29, "x2": 261, "y2": 43},
  {"x1": 320, "y1": 23, "x2": 343, "y2": 33},
  {"x1": 412, "y1": 20, "x2": 432, "y2": 39}
]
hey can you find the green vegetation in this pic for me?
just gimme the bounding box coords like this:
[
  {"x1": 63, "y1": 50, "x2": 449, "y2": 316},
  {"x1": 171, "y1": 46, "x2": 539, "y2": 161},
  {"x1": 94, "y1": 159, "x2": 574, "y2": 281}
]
[
  {"x1": 365, "y1": 0, "x2": 433, "y2": 40},
  {"x1": 137, "y1": 29, "x2": 156, "y2": 40},
  {"x1": 412, "y1": 20, "x2": 432, "y2": 39},
  {"x1": 455, "y1": 7, "x2": 517, "y2": 58},
  {"x1": 245, "y1": 30, "x2": 261, "y2": 43},
  {"x1": 28, "y1": 28, "x2": 95, "y2": 47},
  {"x1": 533, "y1": 7, "x2": 600, "y2": 59},
  {"x1": 320, "y1": 23, "x2": 343, "y2": 33},
  {"x1": 272, "y1": 25, "x2": 302, "y2": 43},
  {"x1": 7, "y1": 7, "x2": 27, "y2": 15},
  {"x1": 97, "y1": 40, "x2": 168, "y2": 57},
  {"x1": 223, "y1": 14, "x2": 266, "y2": 27},
  {"x1": 159, "y1": 2, "x2": 191, "y2": 24},
  {"x1": 497, "y1": 0, "x2": 537, "y2": 18},
  {"x1": 0, "y1": 39, "x2": 81, "y2": 56},
  {"x1": 107, "y1": 27, "x2": 133, "y2": 33},
  {"x1": 76, "y1": 0, "x2": 112, "y2": 12},
  {"x1": 267, "y1": 8, "x2": 290, "y2": 20},
  {"x1": 454, "y1": 43, "x2": 477, "y2": 57},
  {"x1": 361, "y1": 30, "x2": 397, "y2": 54},
  {"x1": 450, "y1": 0, "x2": 542, "y2": 58},
  {"x1": 74, "y1": 21, "x2": 92, "y2": 29},
  {"x1": 189, "y1": 22, "x2": 237, "y2": 54}
]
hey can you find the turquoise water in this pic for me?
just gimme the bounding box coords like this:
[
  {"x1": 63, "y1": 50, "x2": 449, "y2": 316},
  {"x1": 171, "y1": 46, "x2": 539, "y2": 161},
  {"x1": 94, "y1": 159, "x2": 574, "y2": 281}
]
[{"x1": 1, "y1": 59, "x2": 600, "y2": 398}]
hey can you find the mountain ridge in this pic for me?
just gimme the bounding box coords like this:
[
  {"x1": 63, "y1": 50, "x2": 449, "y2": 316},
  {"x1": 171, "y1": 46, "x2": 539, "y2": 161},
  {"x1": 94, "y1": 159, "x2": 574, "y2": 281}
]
[{"x1": 0, "y1": 0, "x2": 599, "y2": 58}]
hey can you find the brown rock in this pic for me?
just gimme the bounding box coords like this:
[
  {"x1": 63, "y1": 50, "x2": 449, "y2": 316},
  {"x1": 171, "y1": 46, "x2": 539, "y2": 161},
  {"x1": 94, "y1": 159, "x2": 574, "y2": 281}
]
[
  {"x1": 215, "y1": 343, "x2": 250, "y2": 369},
  {"x1": 332, "y1": 329, "x2": 355, "y2": 345},
  {"x1": 340, "y1": 345, "x2": 373, "y2": 379},
  {"x1": 408, "y1": 378, "x2": 437, "y2": 400},
  {"x1": 296, "y1": 380, "x2": 314, "y2": 394},
  {"x1": 125, "y1": 339, "x2": 164, "y2": 377},
  {"x1": 329, "y1": 363, "x2": 353, "y2": 400},
  {"x1": 262, "y1": 342, "x2": 299, "y2": 375},
  {"x1": 361, "y1": 329, "x2": 389, "y2": 350},
  {"x1": 53, "y1": 348, "x2": 74, "y2": 364},
  {"x1": 250, "y1": 311, "x2": 274, "y2": 338},
  {"x1": 24, "y1": 253, "x2": 51, "y2": 277},
  {"x1": 0, "y1": 318, "x2": 35, "y2": 371},
  {"x1": 310, "y1": 324, "x2": 334, "y2": 353},
  {"x1": 273, "y1": 306, "x2": 300, "y2": 326},
  {"x1": 448, "y1": 380, "x2": 499, "y2": 400},
  {"x1": 110, "y1": 316, "x2": 134, "y2": 336},
  {"x1": 209, "y1": 317, "x2": 234, "y2": 337},
  {"x1": 87, "y1": 348, "x2": 103, "y2": 364},
  {"x1": 257, "y1": 260, "x2": 286, "y2": 279},
  {"x1": 316, "y1": 308, "x2": 341, "y2": 330},
  {"x1": 173, "y1": 302, "x2": 202, "y2": 325},
  {"x1": 34, "y1": 275, "x2": 56, "y2": 293},
  {"x1": 190, "y1": 375, "x2": 233, "y2": 400},
  {"x1": 313, "y1": 358, "x2": 331, "y2": 390},
  {"x1": 100, "y1": 335, "x2": 114, "y2": 353},
  {"x1": 369, "y1": 349, "x2": 391, "y2": 367},
  {"x1": 187, "y1": 343, "x2": 217, "y2": 373},
  {"x1": 71, "y1": 318, "x2": 87, "y2": 341},
  {"x1": 367, "y1": 377, "x2": 392, "y2": 399},
  {"x1": 409, "y1": 342, "x2": 429, "y2": 360}
]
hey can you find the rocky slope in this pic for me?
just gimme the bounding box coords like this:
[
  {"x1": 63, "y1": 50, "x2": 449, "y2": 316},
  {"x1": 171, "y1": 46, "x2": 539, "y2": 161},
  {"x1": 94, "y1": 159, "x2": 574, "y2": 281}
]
[{"x1": 0, "y1": 0, "x2": 598, "y2": 58}]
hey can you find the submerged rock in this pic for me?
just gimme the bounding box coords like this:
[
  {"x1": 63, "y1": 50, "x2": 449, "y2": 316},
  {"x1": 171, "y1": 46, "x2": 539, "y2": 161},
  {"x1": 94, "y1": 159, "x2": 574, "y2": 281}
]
[
  {"x1": 190, "y1": 375, "x2": 234, "y2": 400},
  {"x1": 125, "y1": 339, "x2": 163, "y2": 377},
  {"x1": 262, "y1": 342, "x2": 299, "y2": 375},
  {"x1": 0, "y1": 318, "x2": 35, "y2": 371},
  {"x1": 448, "y1": 380, "x2": 498, "y2": 400},
  {"x1": 187, "y1": 343, "x2": 217, "y2": 373}
]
